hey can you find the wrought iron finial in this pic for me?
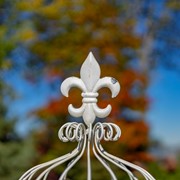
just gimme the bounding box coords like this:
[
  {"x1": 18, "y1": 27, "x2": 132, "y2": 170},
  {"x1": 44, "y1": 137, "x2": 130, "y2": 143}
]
[
  {"x1": 20, "y1": 52, "x2": 155, "y2": 180},
  {"x1": 61, "y1": 52, "x2": 120, "y2": 126}
]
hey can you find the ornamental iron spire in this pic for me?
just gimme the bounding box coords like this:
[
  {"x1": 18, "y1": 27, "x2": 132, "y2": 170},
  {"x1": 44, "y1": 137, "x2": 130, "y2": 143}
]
[
  {"x1": 61, "y1": 52, "x2": 120, "y2": 126},
  {"x1": 20, "y1": 52, "x2": 155, "y2": 180}
]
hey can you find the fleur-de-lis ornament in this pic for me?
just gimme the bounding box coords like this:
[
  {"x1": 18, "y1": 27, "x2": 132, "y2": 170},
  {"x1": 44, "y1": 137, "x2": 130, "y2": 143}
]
[
  {"x1": 61, "y1": 52, "x2": 120, "y2": 126},
  {"x1": 20, "y1": 52, "x2": 155, "y2": 180}
]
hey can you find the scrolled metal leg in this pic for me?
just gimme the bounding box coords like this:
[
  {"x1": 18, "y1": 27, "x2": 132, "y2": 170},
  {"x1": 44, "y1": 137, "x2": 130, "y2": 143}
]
[
  {"x1": 93, "y1": 123, "x2": 136, "y2": 180},
  {"x1": 19, "y1": 122, "x2": 155, "y2": 180},
  {"x1": 20, "y1": 153, "x2": 75, "y2": 180},
  {"x1": 95, "y1": 138, "x2": 137, "y2": 180},
  {"x1": 104, "y1": 151, "x2": 155, "y2": 180},
  {"x1": 59, "y1": 136, "x2": 86, "y2": 180},
  {"x1": 19, "y1": 123, "x2": 86, "y2": 180},
  {"x1": 93, "y1": 122, "x2": 155, "y2": 180},
  {"x1": 92, "y1": 138, "x2": 118, "y2": 180}
]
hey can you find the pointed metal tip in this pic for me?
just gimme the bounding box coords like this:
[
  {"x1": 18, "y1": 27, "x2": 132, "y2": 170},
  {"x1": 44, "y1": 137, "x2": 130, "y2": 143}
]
[
  {"x1": 89, "y1": 51, "x2": 93, "y2": 55},
  {"x1": 88, "y1": 51, "x2": 93, "y2": 57},
  {"x1": 87, "y1": 52, "x2": 96, "y2": 63}
]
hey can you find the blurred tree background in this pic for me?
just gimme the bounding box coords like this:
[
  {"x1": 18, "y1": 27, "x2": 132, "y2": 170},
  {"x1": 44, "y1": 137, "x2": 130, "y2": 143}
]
[
  {"x1": 0, "y1": 1, "x2": 36, "y2": 179},
  {"x1": 0, "y1": 0, "x2": 180, "y2": 179}
]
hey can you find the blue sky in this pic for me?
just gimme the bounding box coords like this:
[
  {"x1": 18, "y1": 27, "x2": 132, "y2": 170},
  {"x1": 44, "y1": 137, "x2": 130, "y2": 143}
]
[
  {"x1": 5, "y1": 66, "x2": 180, "y2": 148},
  {"x1": 6, "y1": 72, "x2": 60, "y2": 134},
  {"x1": 146, "y1": 68, "x2": 180, "y2": 147}
]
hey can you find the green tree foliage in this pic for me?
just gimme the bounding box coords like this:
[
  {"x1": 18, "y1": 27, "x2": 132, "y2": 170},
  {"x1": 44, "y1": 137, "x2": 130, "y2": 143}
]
[{"x1": 0, "y1": 1, "x2": 36, "y2": 179}]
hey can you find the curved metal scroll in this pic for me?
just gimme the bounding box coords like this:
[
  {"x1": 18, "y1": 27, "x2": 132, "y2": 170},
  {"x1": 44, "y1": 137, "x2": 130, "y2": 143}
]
[{"x1": 19, "y1": 52, "x2": 155, "y2": 180}]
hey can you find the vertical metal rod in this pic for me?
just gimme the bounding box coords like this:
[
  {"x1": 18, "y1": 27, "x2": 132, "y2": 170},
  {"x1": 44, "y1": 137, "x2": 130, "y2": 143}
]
[{"x1": 87, "y1": 124, "x2": 92, "y2": 180}]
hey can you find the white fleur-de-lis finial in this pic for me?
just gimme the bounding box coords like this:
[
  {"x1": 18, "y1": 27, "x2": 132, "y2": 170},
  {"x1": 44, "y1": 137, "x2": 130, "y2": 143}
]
[
  {"x1": 20, "y1": 52, "x2": 155, "y2": 180},
  {"x1": 61, "y1": 52, "x2": 120, "y2": 126}
]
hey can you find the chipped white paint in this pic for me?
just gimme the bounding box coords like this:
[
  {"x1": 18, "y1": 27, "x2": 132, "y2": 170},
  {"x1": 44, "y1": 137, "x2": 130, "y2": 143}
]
[
  {"x1": 20, "y1": 52, "x2": 155, "y2": 180},
  {"x1": 61, "y1": 52, "x2": 120, "y2": 126}
]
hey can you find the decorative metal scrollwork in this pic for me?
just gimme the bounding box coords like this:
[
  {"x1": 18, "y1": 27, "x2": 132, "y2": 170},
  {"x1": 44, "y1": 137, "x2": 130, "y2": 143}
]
[{"x1": 20, "y1": 52, "x2": 155, "y2": 180}]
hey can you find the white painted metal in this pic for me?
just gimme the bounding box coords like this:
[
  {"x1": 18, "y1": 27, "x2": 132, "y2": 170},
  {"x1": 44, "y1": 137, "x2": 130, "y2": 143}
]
[
  {"x1": 61, "y1": 52, "x2": 120, "y2": 126},
  {"x1": 19, "y1": 52, "x2": 155, "y2": 180}
]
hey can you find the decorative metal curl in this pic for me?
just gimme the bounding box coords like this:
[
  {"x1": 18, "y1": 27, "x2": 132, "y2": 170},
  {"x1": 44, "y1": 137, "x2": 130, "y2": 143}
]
[
  {"x1": 20, "y1": 52, "x2": 155, "y2": 180},
  {"x1": 93, "y1": 122, "x2": 121, "y2": 141},
  {"x1": 58, "y1": 122, "x2": 86, "y2": 142}
]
